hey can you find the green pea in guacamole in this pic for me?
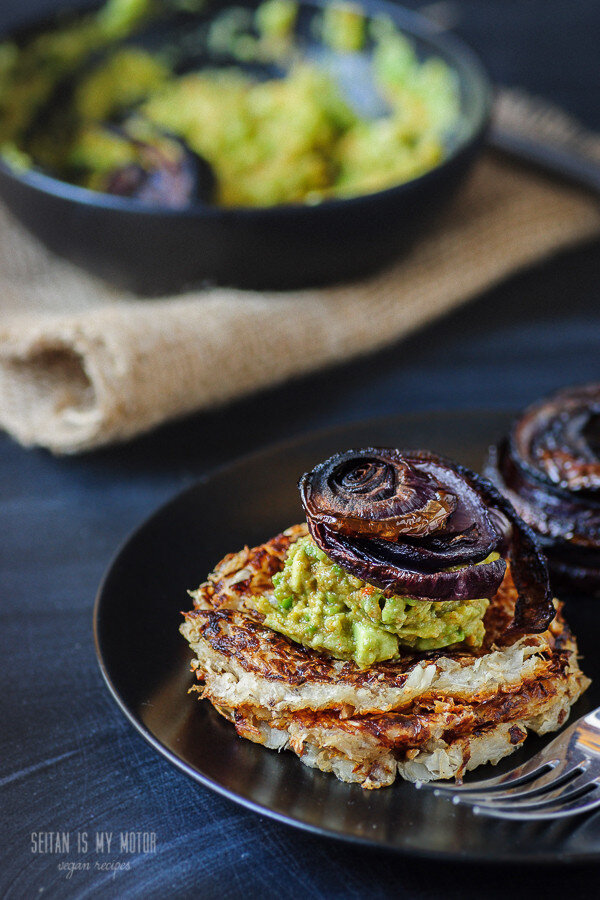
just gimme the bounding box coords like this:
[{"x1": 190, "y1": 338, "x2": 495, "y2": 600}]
[{"x1": 257, "y1": 536, "x2": 491, "y2": 668}]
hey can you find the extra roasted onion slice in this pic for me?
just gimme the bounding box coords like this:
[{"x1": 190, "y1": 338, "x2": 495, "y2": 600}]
[
  {"x1": 487, "y1": 383, "x2": 600, "y2": 593},
  {"x1": 299, "y1": 448, "x2": 555, "y2": 642}
]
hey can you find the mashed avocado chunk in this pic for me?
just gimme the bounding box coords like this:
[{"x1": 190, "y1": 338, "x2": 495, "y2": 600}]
[
  {"x1": 321, "y1": 2, "x2": 366, "y2": 54},
  {"x1": 258, "y1": 536, "x2": 491, "y2": 667},
  {"x1": 255, "y1": 0, "x2": 298, "y2": 43}
]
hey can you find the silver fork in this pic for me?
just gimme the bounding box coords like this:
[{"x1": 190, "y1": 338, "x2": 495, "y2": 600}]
[
  {"x1": 490, "y1": 88, "x2": 600, "y2": 195},
  {"x1": 421, "y1": 707, "x2": 600, "y2": 820},
  {"x1": 419, "y1": 3, "x2": 600, "y2": 195}
]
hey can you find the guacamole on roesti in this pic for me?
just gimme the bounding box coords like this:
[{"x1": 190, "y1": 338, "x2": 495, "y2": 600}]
[{"x1": 256, "y1": 535, "x2": 493, "y2": 668}]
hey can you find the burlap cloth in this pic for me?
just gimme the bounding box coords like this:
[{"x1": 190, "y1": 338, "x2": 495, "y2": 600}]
[{"x1": 1, "y1": 154, "x2": 599, "y2": 454}]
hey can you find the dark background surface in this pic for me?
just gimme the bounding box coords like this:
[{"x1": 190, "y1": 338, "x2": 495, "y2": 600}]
[{"x1": 2, "y1": 0, "x2": 600, "y2": 897}]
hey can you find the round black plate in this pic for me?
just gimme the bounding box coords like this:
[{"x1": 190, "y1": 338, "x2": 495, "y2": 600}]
[{"x1": 94, "y1": 410, "x2": 600, "y2": 864}]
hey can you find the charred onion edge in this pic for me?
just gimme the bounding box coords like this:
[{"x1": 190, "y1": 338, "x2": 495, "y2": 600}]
[{"x1": 449, "y1": 452, "x2": 554, "y2": 643}]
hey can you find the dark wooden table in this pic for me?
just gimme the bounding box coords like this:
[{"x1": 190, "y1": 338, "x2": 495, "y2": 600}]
[{"x1": 2, "y1": 1, "x2": 600, "y2": 897}]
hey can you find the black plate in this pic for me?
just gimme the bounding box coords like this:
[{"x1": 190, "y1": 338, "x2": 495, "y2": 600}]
[
  {"x1": 94, "y1": 410, "x2": 600, "y2": 863},
  {"x1": 0, "y1": 0, "x2": 490, "y2": 292}
]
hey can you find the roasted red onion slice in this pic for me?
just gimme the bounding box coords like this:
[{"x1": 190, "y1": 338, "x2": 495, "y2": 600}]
[
  {"x1": 301, "y1": 448, "x2": 457, "y2": 540},
  {"x1": 299, "y1": 449, "x2": 555, "y2": 641},
  {"x1": 487, "y1": 383, "x2": 600, "y2": 593},
  {"x1": 308, "y1": 521, "x2": 507, "y2": 602},
  {"x1": 104, "y1": 136, "x2": 215, "y2": 208}
]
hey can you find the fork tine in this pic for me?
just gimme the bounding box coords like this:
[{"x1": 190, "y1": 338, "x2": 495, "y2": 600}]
[
  {"x1": 431, "y1": 758, "x2": 559, "y2": 795},
  {"x1": 426, "y1": 706, "x2": 600, "y2": 819},
  {"x1": 431, "y1": 722, "x2": 578, "y2": 794},
  {"x1": 459, "y1": 765, "x2": 592, "y2": 809},
  {"x1": 448, "y1": 759, "x2": 589, "y2": 803},
  {"x1": 471, "y1": 779, "x2": 600, "y2": 821}
]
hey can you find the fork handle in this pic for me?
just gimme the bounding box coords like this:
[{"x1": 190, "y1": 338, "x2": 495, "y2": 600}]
[{"x1": 489, "y1": 128, "x2": 600, "y2": 195}]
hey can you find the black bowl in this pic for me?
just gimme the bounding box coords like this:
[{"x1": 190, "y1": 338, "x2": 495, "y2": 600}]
[{"x1": 0, "y1": 0, "x2": 492, "y2": 294}]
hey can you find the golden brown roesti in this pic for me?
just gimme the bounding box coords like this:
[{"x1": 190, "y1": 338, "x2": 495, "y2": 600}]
[{"x1": 180, "y1": 449, "x2": 589, "y2": 788}]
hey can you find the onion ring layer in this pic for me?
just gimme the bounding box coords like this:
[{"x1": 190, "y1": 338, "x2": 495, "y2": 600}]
[
  {"x1": 487, "y1": 383, "x2": 600, "y2": 593},
  {"x1": 299, "y1": 448, "x2": 554, "y2": 642}
]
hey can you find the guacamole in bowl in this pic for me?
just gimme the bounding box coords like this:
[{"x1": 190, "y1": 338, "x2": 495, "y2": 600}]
[
  {"x1": 0, "y1": 0, "x2": 490, "y2": 290},
  {"x1": 0, "y1": 0, "x2": 464, "y2": 208}
]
